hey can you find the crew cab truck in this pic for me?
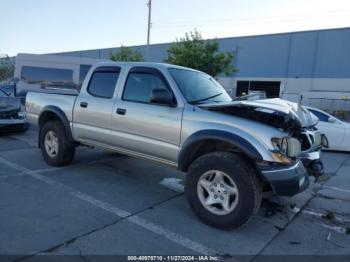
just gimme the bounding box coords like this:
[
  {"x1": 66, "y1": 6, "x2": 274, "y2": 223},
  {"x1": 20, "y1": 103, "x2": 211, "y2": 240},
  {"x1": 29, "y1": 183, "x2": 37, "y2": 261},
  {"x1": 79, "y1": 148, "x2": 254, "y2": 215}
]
[{"x1": 26, "y1": 62, "x2": 324, "y2": 229}]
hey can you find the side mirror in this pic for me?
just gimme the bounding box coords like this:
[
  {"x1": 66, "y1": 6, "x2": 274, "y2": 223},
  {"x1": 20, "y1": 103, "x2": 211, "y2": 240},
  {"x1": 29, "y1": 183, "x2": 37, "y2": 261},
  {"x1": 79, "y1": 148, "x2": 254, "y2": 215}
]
[
  {"x1": 328, "y1": 117, "x2": 337, "y2": 123},
  {"x1": 150, "y1": 88, "x2": 175, "y2": 106}
]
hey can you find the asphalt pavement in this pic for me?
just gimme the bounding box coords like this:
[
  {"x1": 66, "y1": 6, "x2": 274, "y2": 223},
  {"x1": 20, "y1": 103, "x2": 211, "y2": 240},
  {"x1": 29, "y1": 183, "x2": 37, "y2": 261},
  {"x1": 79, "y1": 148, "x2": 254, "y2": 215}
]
[{"x1": 0, "y1": 126, "x2": 349, "y2": 261}]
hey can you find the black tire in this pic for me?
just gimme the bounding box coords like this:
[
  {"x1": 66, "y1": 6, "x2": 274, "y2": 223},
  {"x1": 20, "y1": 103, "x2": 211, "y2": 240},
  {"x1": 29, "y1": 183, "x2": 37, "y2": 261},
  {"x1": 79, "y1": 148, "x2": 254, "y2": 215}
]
[
  {"x1": 185, "y1": 151, "x2": 262, "y2": 229},
  {"x1": 39, "y1": 121, "x2": 75, "y2": 166}
]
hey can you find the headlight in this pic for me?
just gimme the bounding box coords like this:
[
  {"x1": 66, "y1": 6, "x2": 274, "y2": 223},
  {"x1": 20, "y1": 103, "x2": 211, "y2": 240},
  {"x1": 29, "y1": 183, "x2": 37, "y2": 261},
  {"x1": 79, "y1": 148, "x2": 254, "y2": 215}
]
[
  {"x1": 321, "y1": 134, "x2": 329, "y2": 148},
  {"x1": 272, "y1": 137, "x2": 301, "y2": 158},
  {"x1": 280, "y1": 138, "x2": 288, "y2": 155}
]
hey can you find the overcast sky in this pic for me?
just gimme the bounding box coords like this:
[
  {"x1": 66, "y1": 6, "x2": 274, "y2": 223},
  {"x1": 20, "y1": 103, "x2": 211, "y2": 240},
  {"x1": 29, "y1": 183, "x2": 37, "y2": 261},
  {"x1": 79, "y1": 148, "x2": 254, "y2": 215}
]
[{"x1": 1, "y1": 0, "x2": 350, "y2": 56}]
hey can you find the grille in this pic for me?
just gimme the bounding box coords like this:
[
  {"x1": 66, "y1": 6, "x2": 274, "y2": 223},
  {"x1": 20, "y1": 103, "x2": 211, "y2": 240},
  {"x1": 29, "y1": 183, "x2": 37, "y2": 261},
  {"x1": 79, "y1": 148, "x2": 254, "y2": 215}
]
[
  {"x1": 0, "y1": 112, "x2": 20, "y2": 120},
  {"x1": 300, "y1": 134, "x2": 311, "y2": 151}
]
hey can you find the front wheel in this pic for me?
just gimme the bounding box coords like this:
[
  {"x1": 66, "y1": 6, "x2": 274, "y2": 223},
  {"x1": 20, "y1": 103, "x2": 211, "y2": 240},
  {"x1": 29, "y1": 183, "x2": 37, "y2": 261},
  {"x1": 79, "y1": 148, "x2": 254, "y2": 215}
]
[
  {"x1": 39, "y1": 121, "x2": 75, "y2": 166},
  {"x1": 185, "y1": 152, "x2": 262, "y2": 229}
]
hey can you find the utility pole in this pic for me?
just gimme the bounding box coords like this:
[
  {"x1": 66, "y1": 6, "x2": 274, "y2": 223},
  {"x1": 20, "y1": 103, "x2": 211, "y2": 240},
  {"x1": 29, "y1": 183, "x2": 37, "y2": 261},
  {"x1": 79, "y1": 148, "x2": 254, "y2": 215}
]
[{"x1": 146, "y1": 0, "x2": 152, "y2": 60}]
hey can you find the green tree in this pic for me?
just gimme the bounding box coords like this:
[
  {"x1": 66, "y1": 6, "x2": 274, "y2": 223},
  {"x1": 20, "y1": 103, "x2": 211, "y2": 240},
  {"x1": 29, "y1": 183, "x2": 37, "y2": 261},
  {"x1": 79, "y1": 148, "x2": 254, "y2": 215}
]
[
  {"x1": 0, "y1": 55, "x2": 15, "y2": 81},
  {"x1": 110, "y1": 46, "x2": 144, "y2": 62},
  {"x1": 165, "y1": 30, "x2": 237, "y2": 77}
]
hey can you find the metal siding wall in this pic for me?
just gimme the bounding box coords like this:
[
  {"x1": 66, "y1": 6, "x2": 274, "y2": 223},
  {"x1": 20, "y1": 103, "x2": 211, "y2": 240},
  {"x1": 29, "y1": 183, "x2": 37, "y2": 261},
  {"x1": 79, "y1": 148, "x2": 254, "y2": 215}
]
[
  {"x1": 81, "y1": 49, "x2": 100, "y2": 59},
  {"x1": 63, "y1": 51, "x2": 82, "y2": 57},
  {"x1": 222, "y1": 35, "x2": 291, "y2": 78},
  {"x1": 146, "y1": 44, "x2": 169, "y2": 62},
  {"x1": 52, "y1": 28, "x2": 350, "y2": 79},
  {"x1": 314, "y1": 28, "x2": 350, "y2": 78},
  {"x1": 99, "y1": 49, "x2": 112, "y2": 59},
  {"x1": 52, "y1": 52, "x2": 80, "y2": 57},
  {"x1": 87, "y1": 44, "x2": 170, "y2": 62},
  {"x1": 287, "y1": 32, "x2": 318, "y2": 78}
]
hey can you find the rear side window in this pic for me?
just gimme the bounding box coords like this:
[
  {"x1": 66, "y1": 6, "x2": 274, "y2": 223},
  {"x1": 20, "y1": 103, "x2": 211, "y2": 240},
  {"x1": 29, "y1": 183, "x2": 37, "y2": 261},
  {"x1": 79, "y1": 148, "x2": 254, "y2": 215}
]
[
  {"x1": 79, "y1": 64, "x2": 92, "y2": 84},
  {"x1": 88, "y1": 68, "x2": 120, "y2": 98}
]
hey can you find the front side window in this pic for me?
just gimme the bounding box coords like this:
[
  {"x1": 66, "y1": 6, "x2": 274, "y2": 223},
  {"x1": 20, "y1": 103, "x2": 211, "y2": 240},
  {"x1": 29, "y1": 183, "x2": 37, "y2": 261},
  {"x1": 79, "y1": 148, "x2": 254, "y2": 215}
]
[
  {"x1": 88, "y1": 70, "x2": 119, "y2": 98},
  {"x1": 169, "y1": 68, "x2": 232, "y2": 104},
  {"x1": 123, "y1": 72, "x2": 169, "y2": 103}
]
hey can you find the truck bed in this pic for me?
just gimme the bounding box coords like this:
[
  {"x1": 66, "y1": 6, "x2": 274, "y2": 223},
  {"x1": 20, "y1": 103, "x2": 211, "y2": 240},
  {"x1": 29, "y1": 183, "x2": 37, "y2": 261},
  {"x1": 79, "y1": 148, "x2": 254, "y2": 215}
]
[{"x1": 26, "y1": 92, "x2": 77, "y2": 126}]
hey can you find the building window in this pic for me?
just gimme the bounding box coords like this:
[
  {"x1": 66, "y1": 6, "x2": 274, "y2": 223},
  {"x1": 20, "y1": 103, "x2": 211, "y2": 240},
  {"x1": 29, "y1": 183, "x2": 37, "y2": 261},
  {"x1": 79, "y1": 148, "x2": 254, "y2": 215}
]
[
  {"x1": 236, "y1": 81, "x2": 281, "y2": 98},
  {"x1": 21, "y1": 66, "x2": 73, "y2": 87}
]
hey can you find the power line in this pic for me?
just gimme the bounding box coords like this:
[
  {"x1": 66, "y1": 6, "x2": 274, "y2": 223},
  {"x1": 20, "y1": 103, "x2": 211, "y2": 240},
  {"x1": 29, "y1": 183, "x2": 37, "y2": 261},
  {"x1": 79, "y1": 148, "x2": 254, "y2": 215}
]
[
  {"x1": 154, "y1": 9, "x2": 350, "y2": 24},
  {"x1": 153, "y1": 15, "x2": 350, "y2": 28},
  {"x1": 152, "y1": 9, "x2": 350, "y2": 28}
]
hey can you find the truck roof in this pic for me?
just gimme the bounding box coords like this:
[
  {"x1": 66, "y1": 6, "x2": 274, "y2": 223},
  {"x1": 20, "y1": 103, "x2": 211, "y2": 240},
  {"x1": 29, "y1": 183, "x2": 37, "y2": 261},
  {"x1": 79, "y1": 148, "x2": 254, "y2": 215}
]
[{"x1": 93, "y1": 61, "x2": 199, "y2": 72}]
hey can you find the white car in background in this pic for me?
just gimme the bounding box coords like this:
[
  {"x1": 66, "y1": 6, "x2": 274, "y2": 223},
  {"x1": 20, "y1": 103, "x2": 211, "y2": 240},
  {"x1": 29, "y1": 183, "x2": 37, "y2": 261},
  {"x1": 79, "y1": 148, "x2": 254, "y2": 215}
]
[{"x1": 306, "y1": 106, "x2": 350, "y2": 152}]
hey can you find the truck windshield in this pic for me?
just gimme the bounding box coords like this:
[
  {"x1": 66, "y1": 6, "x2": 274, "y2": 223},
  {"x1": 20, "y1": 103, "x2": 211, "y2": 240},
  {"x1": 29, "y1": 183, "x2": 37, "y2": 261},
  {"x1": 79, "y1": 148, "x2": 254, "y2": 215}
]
[{"x1": 168, "y1": 68, "x2": 232, "y2": 104}]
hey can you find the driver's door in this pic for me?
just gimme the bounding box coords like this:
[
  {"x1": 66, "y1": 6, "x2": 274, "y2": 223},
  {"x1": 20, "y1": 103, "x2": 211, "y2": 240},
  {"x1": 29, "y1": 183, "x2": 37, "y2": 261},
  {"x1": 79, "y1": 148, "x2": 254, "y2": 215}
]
[{"x1": 110, "y1": 67, "x2": 183, "y2": 163}]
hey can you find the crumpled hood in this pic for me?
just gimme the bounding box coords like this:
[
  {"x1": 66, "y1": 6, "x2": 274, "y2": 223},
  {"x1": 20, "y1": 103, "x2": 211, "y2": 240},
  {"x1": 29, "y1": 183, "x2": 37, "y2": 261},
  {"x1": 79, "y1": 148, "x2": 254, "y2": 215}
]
[{"x1": 199, "y1": 98, "x2": 318, "y2": 128}]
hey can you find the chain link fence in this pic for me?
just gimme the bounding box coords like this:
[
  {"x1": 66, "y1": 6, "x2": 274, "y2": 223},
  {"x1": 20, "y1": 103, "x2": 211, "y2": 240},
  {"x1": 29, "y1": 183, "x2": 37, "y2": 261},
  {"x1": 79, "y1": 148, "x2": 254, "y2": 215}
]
[{"x1": 308, "y1": 98, "x2": 350, "y2": 121}]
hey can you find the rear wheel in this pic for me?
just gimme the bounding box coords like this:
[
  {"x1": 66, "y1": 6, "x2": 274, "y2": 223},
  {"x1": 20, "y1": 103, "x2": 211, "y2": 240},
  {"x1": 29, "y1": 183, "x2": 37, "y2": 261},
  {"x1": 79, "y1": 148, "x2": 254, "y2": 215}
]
[
  {"x1": 40, "y1": 121, "x2": 75, "y2": 166},
  {"x1": 185, "y1": 152, "x2": 262, "y2": 229}
]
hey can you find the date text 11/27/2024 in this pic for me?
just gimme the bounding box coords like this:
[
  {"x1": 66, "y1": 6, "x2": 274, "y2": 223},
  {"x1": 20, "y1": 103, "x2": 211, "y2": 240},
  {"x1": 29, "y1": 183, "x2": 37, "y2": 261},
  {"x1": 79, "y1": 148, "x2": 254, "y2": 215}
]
[{"x1": 127, "y1": 256, "x2": 220, "y2": 261}]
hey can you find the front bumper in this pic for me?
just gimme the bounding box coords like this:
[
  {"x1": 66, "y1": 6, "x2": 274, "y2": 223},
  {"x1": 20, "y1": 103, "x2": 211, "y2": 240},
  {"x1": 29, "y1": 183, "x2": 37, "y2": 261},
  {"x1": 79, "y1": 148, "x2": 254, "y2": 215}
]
[
  {"x1": 0, "y1": 120, "x2": 28, "y2": 133},
  {"x1": 260, "y1": 160, "x2": 310, "y2": 196},
  {"x1": 300, "y1": 148, "x2": 324, "y2": 179}
]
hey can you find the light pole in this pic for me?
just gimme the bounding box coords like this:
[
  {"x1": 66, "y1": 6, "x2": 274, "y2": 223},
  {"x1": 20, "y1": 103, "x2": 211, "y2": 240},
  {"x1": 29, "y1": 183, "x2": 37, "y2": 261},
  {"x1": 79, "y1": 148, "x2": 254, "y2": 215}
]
[{"x1": 146, "y1": 0, "x2": 152, "y2": 60}]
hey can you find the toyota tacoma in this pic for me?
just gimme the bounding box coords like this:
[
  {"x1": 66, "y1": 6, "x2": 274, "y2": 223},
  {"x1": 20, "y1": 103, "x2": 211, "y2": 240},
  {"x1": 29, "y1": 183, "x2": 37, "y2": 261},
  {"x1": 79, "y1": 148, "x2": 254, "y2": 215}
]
[{"x1": 26, "y1": 62, "x2": 325, "y2": 229}]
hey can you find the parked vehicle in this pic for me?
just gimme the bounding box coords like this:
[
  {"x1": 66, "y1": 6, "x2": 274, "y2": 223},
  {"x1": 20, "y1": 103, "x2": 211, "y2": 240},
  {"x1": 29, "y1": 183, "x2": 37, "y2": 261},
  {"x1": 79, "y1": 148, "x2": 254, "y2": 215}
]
[
  {"x1": 26, "y1": 62, "x2": 325, "y2": 229},
  {"x1": 0, "y1": 87, "x2": 27, "y2": 133},
  {"x1": 306, "y1": 106, "x2": 350, "y2": 152},
  {"x1": 0, "y1": 83, "x2": 16, "y2": 97}
]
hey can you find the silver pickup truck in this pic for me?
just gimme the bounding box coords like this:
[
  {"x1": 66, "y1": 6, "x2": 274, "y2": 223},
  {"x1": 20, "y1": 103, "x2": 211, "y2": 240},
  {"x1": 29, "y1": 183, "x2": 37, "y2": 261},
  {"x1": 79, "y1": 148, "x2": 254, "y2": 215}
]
[{"x1": 26, "y1": 62, "x2": 325, "y2": 229}]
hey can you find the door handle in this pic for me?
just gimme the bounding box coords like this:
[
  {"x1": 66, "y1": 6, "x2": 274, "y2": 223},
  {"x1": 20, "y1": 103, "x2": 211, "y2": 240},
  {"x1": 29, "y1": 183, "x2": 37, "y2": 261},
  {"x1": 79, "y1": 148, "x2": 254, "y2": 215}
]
[
  {"x1": 80, "y1": 102, "x2": 88, "y2": 108},
  {"x1": 116, "y1": 108, "x2": 126, "y2": 115}
]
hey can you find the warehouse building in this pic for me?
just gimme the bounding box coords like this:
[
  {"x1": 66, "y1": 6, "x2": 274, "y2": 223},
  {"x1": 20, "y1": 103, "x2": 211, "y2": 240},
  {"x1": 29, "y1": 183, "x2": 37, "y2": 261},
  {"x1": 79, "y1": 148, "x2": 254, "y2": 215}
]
[
  {"x1": 8, "y1": 27, "x2": 350, "y2": 110},
  {"x1": 50, "y1": 27, "x2": 350, "y2": 109}
]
